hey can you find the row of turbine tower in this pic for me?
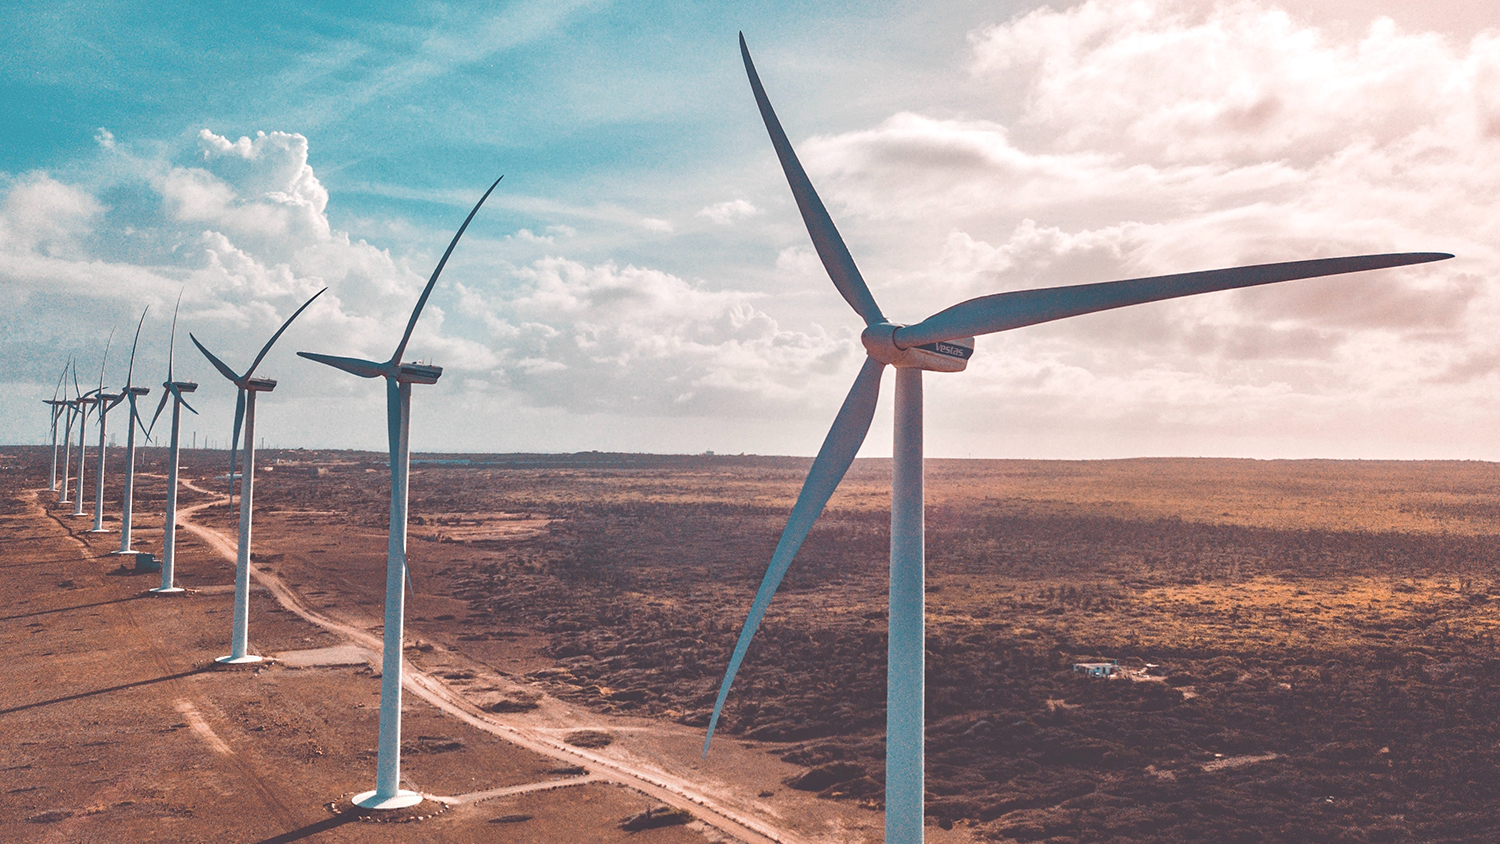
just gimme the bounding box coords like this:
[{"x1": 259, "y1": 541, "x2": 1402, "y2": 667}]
[
  {"x1": 37, "y1": 176, "x2": 501, "y2": 813},
  {"x1": 34, "y1": 35, "x2": 1454, "y2": 843}
]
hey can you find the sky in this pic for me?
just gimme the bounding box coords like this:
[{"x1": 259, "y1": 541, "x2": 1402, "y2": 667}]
[{"x1": 2, "y1": 0, "x2": 1497, "y2": 459}]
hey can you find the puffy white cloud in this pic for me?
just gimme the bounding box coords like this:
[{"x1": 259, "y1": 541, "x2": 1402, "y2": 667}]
[
  {"x1": 0, "y1": 173, "x2": 103, "y2": 258},
  {"x1": 697, "y1": 198, "x2": 760, "y2": 225},
  {"x1": 467, "y1": 256, "x2": 854, "y2": 415}
]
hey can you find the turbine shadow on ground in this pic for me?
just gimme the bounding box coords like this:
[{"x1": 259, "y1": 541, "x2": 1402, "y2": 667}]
[{"x1": 0, "y1": 666, "x2": 207, "y2": 716}]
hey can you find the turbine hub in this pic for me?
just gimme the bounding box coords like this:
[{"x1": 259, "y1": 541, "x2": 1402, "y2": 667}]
[{"x1": 861, "y1": 323, "x2": 974, "y2": 372}]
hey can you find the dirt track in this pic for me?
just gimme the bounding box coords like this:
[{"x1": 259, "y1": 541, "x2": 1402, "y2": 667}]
[{"x1": 0, "y1": 448, "x2": 917, "y2": 844}]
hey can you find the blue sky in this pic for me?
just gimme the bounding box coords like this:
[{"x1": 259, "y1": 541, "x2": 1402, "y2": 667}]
[{"x1": 4, "y1": 1, "x2": 1498, "y2": 458}]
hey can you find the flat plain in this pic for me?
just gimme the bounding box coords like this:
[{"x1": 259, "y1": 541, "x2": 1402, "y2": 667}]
[{"x1": 3, "y1": 447, "x2": 1498, "y2": 843}]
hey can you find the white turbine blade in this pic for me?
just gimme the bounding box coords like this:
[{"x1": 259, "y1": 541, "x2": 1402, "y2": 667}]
[
  {"x1": 228, "y1": 388, "x2": 246, "y2": 486},
  {"x1": 52, "y1": 358, "x2": 69, "y2": 402},
  {"x1": 97, "y1": 327, "x2": 115, "y2": 393},
  {"x1": 297, "y1": 351, "x2": 391, "y2": 379},
  {"x1": 148, "y1": 390, "x2": 171, "y2": 436},
  {"x1": 190, "y1": 334, "x2": 242, "y2": 384},
  {"x1": 390, "y1": 175, "x2": 503, "y2": 367},
  {"x1": 173, "y1": 384, "x2": 199, "y2": 416},
  {"x1": 245, "y1": 287, "x2": 327, "y2": 380},
  {"x1": 894, "y1": 252, "x2": 1454, "y2": 348},
  {"x1": 124, "y1": 306, "x2": 148, "y2": 388},
  {"x1": 740, "y1": 33, "x2": 885, "y2": 327},
  {"x1": 168, "y1": 288, "x2": 184, "y2": 382},
  {"x1": 132, "y1": 399, "x2": 150, "y2": 441},
  {"x1": 703, "y1": 355, "x2": 886, "y2": 755}
]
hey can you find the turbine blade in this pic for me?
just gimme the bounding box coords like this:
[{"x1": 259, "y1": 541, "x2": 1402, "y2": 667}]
[
  {"x1": 297, "y1": 351, "x2": 390, "y2": 379},
  {"x1": 97, "y1": 327, "x2": 115, "y2": 393},
  {"x1": 894, "y1": 252, "x2": 1456, "y2": 348},
  {"x1": 132, "y1": 399, "x2": 150, "y2": 440},
  {"x1": 244, "y1": 287, "x2": 328, "y2": 380},
  {"x1": 740, "y1": 33, "x2": 885, "y2": 327},
  {"x1": 390, "y1": 175, "x2": 503, "y2": 366},
  {"x1": 148, "y1": 390, "x2": 171, "y2": 436},
  {"x1": 229, "y1": 388, "x2": 246, "y2": 491},
  {"x1": 125, "y1": 306, "x2": 148, "y2": 389},
  {"x1": 703, "y1": 355, "x2": 886, "y2": 755},
  {"x1": 168, "y1": 288, "x2": 184, "y2": 382},
  {"x1": 178, "y1": 390, "x2": 199, "y2": 416},
  {"x1": 191, "y1": 334, "x2": 242, "y2": 384},
  {"x1": 52, "y1": 358, "x2": 69, "y2": 402}
]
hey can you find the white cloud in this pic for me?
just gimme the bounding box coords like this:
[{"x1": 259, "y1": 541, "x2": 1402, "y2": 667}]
[
  {"x1": 0, "y1": 173, "x2": 103, "y2": 258},
  {"x1": 640, "y1": 216, "x2": 674, "y2": 233},
  {"x1": 468, "y1": 256, "x2": 853, "y2": 415},
  {"x1": 697, "y1": 198, "x2": 760, "y2": 225}
]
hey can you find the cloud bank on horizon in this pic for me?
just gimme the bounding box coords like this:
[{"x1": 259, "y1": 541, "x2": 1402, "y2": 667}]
[{"x1": 1, "y1": 0, "x2": 1495, "y2": 459}]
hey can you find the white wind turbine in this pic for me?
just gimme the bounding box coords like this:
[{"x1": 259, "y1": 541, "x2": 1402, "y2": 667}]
[
  {"x1": 58, "y1": 361, "x2": 82, "y2": 506},
  {"x1": 57, "y1": 364, "x2": 76, "y2": 506},
  {"x1": 66, "y1": 363, "x2": 97, "y2": 515},
  {"x1": 147, "y1": 293, "x2": 197, "y2": 594},
  {"x1": 43, "y1": 359, "x2": 71, "y2": 491},
  {"x1": 299, "y1": 175, "x2": 502, "y2": 811},
  {"x1": 88, "y1": 331, "x2": 121, "y2": 533},
  {"x1": 705, "y1": 34, "x2": 1453, "y2": 844},
  {"x1": 114, "y1": 308, "x2": 153, "y2": 556},
  {"x1": 192, "y1": 289, "x2": 326, "y2": 664}
]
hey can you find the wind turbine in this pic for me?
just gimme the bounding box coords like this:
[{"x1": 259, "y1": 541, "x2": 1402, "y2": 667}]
[
  {"x1": 43, "y1": 359, "x2": 71, "y2": 491},
  {"x1": 147, "y1": 293, "x2": 198, "y2": 595},
  {"x1": 299, "y1": 175, "x2": 502, "y2": 811},
  {"x1": 191, "y1": 288, "x2": 326, "y2": 664},
  {"x1": 58, "y1": 362, "x2": 80, "y2": 505},
  {"x1": 114, "y1": 308, "x2": 153, "y2": 556},
  {"x1": 67, "y1": 363, "x2": 97, "y2": 515},
  {"x1": 87, "y1": 330, "x2": 119, "y2": 532},
  {"x1": 705, "y1": 35, "x2": 1454, "y2": 844}
]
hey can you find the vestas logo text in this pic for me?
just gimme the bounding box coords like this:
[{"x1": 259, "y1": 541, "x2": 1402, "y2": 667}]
[{"x1": 917, "y1": 342, "x2": 974, "y2": 360}]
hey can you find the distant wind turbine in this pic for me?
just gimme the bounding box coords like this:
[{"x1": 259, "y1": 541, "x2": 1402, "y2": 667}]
[
  {"x1": 88, "y1": 329, "x2": 120, "y2": 533},
  {"x1": 43, "y1": 359, "x2": 70, "y2": 491},
  {"x1": 299, "y1": 175, "x2": 502, "y2": 811},
  {"x1": 58, "y1": 361, "x2": 80, "y2": 505},
  {"x1": 148, "y1": 292, "x2": 198, "y2": 595},
  {"x1": 114, "y1": 308, "x2": 153, "y2": 556},
  {"x1": 192, "y1": 289, "x2": 326, "y2": 664},
  {"x1": 706, "y1": 34, "x2": 1454, "y2": 844}
]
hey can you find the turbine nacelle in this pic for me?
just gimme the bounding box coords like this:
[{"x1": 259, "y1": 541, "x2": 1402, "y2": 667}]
[
  {"x1": 125, "y1": 386, "x2": 151, "y2": 397},
  {"x1": 169, "y1": 381, "x2": 198, "y2": 393},
  {"x1": 861, "y1": 323, "x2": 974, "y2": 372},
  {"x1": 396, "y1": 362, "x2": 443, "y2": 385},
  {"x1": 245, "y1": 377, "x2": 277, "y2": 392}
]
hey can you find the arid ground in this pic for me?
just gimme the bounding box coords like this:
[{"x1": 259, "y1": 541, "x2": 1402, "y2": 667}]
[{"x1": 3, "y1": 447, "x2": 1499, "y2": 843}]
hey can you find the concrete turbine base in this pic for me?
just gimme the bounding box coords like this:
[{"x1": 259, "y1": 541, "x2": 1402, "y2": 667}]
[
  {"x1": 149, "y1": 586, "x2": 186, "y2": 595},
  {"x1": 352, "y1": 789, "x2": 424, "y2": 811},
  {"x1": 215, "y1": 654, "x2": 263, "y2": 665},
  {"x1": 85, "y1": 527, "x2": 111, "y2": 533},
  {"x1": 110, "y1": 548, "x2": 138, "y2": 555}
]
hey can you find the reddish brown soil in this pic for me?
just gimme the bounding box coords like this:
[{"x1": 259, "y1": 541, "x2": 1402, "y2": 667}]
[{"x1": 8, "y1": 446, "x2": 1500, "y2": 843}]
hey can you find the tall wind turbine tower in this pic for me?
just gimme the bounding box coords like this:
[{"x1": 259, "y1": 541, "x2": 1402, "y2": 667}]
[
  {"x1": 85, "y1": 331, "x2": 116, "y2": 528},
  {"x1": 299, "y1": 175, "x2": 502, "y2": 811},
  {"x1": 114, "y1": 309, "x2": 152, "y2": 556},
  {"x1": 148, "y1": 294, "x2": 197, "y2": 595},
  {"x1": 43, "y1": 360, "x2": 70, "y2": 491},
  {"x1": 58, "y1": 362, "x2": 80, "y2": 505},
  {"x1": 706, "y1": 35, "x2": 1454, "y2": 844},
  {"x1": 192, "y1": 289, "x2": 326, "y2": 664}
]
